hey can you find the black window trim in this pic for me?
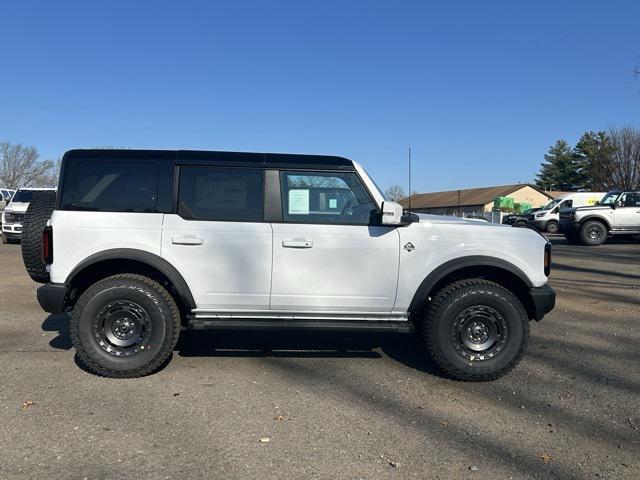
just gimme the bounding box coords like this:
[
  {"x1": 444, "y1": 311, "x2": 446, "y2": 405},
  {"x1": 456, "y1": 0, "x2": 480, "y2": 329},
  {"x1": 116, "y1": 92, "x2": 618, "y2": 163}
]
[
  {"x1": 273, "y1": 168, "x2": 383, "y2": 227},
  {"x1": 175, "y1": 164, "x2": 267, "y2": 223}
]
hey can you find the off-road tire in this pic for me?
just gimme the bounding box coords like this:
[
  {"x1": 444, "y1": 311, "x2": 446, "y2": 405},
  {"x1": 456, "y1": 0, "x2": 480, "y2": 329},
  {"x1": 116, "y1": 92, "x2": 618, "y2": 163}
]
[
  {"x1": 21, "y1": 190, "x2": 57, "y2": 283},
  {"x1": 70, "y1": 274, "x2": 181, "y2": 378},
  {"x1": 579, "y1": 220, "x2": 608, "y2": 246},
  {"x1": 546, "y1": 221, "x2": 559, "y2": 234},
  {"x1": 423, "y1": 279, "x2": 529, "y2": 382}
]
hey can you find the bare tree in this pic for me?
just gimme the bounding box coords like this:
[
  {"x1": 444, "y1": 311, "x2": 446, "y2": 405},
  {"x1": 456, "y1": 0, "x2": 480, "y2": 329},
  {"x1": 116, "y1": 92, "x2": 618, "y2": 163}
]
[
  {"x1": 603, "y1": 126, "x2": 640, "y2": 190},
  {"x1": 384, "y1": 184, "x2": 407, "y2": 201},
  {"x1": 0, "y1": 142, "x2": 57, "y2": 189}
]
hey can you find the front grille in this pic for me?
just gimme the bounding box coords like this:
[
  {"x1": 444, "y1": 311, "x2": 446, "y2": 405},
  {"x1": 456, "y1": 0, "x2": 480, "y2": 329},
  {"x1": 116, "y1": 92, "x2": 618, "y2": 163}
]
[{"x1": 4, "y1": 212, "x2": 24, "y2": 224}]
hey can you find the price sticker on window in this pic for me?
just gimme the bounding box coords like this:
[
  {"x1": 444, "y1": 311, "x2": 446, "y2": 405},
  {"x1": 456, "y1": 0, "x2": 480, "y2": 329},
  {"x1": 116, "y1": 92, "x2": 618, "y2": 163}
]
[{"x1": 289, "y1": 189, "x2": 310, "y2": 215}]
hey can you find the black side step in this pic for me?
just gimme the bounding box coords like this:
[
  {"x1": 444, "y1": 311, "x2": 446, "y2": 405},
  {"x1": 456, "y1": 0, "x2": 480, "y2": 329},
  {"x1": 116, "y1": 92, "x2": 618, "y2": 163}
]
[{"x1": 188, "y1": 319, "x2": 414, "y2": 333}]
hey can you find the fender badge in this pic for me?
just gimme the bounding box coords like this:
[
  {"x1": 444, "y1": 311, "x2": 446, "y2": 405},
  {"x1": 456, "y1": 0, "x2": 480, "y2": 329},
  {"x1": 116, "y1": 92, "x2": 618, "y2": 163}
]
[{"x1": 404, "y1": 242, "x2": 415, "y2": 252}]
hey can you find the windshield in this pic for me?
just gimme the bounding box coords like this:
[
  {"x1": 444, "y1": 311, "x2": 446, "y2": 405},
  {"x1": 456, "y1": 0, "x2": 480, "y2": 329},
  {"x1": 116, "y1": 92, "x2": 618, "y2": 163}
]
[
  {"x1": 10, "y1": 190, "x2": 34, "y2": 203},
  {"x1": 599, "y1": 192, "x2": 621, "y2": 205},
  {"x1": 541, "y1": 198, "x2": 562, "y2": 210}
]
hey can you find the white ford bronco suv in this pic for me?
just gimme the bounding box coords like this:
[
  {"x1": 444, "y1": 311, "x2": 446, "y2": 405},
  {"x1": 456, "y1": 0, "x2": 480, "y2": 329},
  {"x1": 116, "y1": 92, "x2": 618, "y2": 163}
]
[
  {"x1": 29, "y1": 149, "x2": 555, "y2": 381},
  {"x1": 559, "y1": 190, "x2": 640, "y2": 245}
]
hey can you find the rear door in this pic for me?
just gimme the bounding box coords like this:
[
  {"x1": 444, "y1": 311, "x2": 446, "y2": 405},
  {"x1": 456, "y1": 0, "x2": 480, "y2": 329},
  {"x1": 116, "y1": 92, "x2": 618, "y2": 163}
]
[
  {"x1": 161, "y1": 166, "x2": 272, "y2": 311},
  {"x1": 270, "y1": 170, "x2": 400, "y2": 314}
]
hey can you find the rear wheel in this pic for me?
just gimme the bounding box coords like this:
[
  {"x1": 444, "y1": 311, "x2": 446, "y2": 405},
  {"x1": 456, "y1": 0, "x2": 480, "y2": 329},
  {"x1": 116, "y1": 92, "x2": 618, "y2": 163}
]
[
  {"x1": 579, "y1": 220, "x2": 608, "y2": 246},
  {"x1": 70, "y1": 274, "x2": 181, "y2": 378},
  {"x1": 423, "y1": 279, "x2": 529, "y2": 381}
]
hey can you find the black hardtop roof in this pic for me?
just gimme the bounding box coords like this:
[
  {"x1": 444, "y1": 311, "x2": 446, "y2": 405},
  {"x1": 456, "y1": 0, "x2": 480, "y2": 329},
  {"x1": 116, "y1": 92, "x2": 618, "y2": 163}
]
[{"x1": 63, "y1": 149, "x2": 355, "y2": 170}]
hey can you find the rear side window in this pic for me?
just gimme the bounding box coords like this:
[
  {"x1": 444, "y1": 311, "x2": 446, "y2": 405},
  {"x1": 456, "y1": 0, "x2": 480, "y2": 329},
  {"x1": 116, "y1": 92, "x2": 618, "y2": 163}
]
[
  {"x1": 178, "y1": 166, "x2": 264, "y2": 222},
  {"x1": 72, "y1": 162, "x2": 159, "y2": 212}
]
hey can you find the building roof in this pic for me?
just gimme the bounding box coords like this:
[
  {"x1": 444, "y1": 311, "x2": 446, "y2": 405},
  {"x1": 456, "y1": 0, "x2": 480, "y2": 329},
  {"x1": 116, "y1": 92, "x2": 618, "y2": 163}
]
[{"x1": 399, "y1": 184, "x2": 553, "y2": 209}]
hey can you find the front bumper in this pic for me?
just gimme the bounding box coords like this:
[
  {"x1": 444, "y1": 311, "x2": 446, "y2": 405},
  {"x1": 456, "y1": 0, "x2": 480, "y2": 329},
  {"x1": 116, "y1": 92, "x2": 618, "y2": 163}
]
[
  {"x1": 37, "y1": 283, "x2": 69, "y2": 314},
  {"x1": 2, "y1": 223, "x2": 23, "y2": 237},
  {"x1": 529, "y1": 284, "x2": 556, "y2": 321}
]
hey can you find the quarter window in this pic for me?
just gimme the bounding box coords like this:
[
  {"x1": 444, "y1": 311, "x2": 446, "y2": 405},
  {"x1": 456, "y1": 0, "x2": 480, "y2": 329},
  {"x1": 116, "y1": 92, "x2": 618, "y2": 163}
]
[
  {"x1": 178, "y1": 167, "x2": 264, "y2": 222},
  {"x1": 74, "y1": 161, "x2": 158, "y2": 212},
  {"x1": 279, "y1": 171, "x2": 377, "y2": 225}
]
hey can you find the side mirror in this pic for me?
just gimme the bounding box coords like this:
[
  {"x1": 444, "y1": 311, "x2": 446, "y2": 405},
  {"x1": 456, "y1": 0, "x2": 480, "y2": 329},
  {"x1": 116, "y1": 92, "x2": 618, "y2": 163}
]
[{"x1": 381, "y1": 201, "x2": 407, "y2": 225}]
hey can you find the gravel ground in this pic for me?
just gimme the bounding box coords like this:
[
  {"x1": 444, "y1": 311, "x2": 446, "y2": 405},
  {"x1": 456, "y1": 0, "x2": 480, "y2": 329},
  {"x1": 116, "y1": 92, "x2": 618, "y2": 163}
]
[{"x1": 0, "y1": 236, "x2": 639, "y2": 479}]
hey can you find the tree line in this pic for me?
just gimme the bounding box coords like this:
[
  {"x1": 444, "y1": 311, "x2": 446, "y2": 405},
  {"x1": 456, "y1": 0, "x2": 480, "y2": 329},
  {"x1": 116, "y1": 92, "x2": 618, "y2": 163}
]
[
  {"x1": 535, "y1": 126, "x2": 640, "y2": 192},
  {"x1": 0, "y1": 141, "x2": 60, "y2": 189}
]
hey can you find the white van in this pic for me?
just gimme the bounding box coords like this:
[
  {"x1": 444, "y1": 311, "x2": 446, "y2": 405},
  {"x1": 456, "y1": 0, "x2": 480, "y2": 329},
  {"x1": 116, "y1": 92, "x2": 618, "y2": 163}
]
[{"x1": 530, "y1": 192, "x2": 605, "y2": 233}]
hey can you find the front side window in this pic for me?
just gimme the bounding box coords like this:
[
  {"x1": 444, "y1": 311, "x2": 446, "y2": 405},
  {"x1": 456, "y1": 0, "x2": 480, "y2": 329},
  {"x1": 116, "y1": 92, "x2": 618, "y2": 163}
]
[
  {"x1": 74, "y1": 162, "x2": 158, "y2": 212},
  {"x1": 620, "y1": 192, "x2": 640, "y2": 207},
  {"x1": 178, "y1": 166, "x2": 264, "y2": 222},
  {"x1": 280, "y1": 171, "x2": 377, "y2": 225}
]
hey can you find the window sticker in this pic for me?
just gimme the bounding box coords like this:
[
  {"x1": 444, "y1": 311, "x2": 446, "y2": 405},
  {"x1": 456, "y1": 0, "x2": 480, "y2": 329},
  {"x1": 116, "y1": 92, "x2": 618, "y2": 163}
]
[
  {"x1": 288, "y1": 189, "x2": 310, "y2": 215},
  {"x1": 329, "y1": 198, "x2": 338, "y2": 209}
]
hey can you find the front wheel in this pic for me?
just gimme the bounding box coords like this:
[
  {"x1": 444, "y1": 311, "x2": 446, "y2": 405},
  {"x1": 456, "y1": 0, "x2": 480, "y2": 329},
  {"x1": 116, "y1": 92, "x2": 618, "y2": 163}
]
[
  {"x1": 579, "y1": 220, "x2": 608, "y2": 246},
  {"x1": 423, "y1": 279, "x2": 529, "y2": 381},
  {"x1": 546, "y1": 221, "x2": 559, "y2": 234},
  {"x1": 70, "y1": 274, "x2": 182, "y2": 378}
]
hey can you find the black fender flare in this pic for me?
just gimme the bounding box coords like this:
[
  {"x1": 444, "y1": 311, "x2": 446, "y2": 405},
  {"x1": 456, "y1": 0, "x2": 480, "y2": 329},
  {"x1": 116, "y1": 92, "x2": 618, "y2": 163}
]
[
  {"x1": 408, "y1": 255, "x2": 534, "y2": 313},
  {"x1": 579, "y1": 216, "x2": 611, "y2": 230},
  {"x1": 65, "y1": 248, "x2": 196, "y2": 310}
]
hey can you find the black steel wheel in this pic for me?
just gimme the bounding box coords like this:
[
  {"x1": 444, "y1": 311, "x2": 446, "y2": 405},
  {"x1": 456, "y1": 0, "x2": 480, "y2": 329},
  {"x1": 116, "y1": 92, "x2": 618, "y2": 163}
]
[
  {"x1": 423, "y1": 279, "x2": 529, "y2": 381},
  {"x1": 93, "y1": 300, "x2": 153, "y2": 357},
  {"x1": 579, "y1": 220, "x2": 607, "y2": 246},
  {"x1": 71, "y1": 274, "x2": 181, "y2": 378},
  {"x1": 451, "y1": 305, "x2": 508, "y2": 362}
]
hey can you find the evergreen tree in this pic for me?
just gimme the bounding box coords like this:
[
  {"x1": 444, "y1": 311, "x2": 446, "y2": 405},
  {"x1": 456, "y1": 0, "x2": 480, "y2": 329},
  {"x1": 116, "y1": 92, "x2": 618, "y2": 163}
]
[
  {"x1": 535, "y1": 140, "x2": 586, "y2": 191},
  {"x1": 573, "y1": 131, "x2": 615, "y2": 191}
]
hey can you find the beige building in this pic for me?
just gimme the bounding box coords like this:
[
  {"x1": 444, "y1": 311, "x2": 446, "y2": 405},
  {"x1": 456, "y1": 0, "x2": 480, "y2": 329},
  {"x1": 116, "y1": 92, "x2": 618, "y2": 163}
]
[{"x1": 399, "y1": 184, "x2": 554, "y2": 217}]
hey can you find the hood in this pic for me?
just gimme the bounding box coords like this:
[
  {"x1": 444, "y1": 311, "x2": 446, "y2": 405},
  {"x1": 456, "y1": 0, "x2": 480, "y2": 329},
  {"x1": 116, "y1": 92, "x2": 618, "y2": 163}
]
[
  {"x1": 565, "y1": 204, "x2": 611, "y2": 214},
  {"x1": 411, "y1": 213, "x2": 510, "y2": 228},
  {"x1": 4, "y1": 202, "x2": 29, "y2": 213}
]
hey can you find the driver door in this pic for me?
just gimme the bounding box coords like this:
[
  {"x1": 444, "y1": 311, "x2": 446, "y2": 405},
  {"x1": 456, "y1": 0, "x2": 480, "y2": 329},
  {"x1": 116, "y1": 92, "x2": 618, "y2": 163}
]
[{"x1": 270, "y1": 170, "x2": 400, "y2": 314}]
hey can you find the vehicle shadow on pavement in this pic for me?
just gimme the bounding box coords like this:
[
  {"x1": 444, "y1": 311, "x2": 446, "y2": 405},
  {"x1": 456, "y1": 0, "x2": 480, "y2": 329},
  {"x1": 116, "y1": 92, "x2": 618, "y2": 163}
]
[
  {"x1": 41, "y1": 314, "x2": 444, "y2": 377},
  {"x1": 42, "y1": 313, "x2": 73, "y2": 349},
  {"x1": 177, "y1": 329, "x2": 444, "y2": 377}
]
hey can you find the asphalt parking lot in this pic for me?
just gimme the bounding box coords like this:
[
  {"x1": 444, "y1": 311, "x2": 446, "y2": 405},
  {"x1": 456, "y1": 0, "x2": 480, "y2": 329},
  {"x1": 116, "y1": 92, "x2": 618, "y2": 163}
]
[{"x1": 0, "y1": 237, "x2": 639, "y2": 480}]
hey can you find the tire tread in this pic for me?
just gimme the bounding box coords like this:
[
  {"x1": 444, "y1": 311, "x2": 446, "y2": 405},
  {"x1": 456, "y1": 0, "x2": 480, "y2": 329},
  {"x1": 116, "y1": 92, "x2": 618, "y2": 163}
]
[
  {"x1": 70, "y1": 273, "x2": 181, "y2": 378},
  {"x1": 423, "y1": 278, "x2": 529, "y2": 382}
]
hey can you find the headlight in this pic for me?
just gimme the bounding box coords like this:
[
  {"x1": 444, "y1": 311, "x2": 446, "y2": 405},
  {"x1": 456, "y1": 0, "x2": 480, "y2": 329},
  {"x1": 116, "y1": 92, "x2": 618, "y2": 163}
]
[{"x1": 536, "y1": 212, "x2": 546, "y2": 218}]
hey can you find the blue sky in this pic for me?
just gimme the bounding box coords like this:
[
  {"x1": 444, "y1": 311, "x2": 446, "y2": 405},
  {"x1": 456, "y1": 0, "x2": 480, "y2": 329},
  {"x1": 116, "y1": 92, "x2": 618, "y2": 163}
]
[{"x1": 1, "y1": 1, "x2": 639, "y2": 192}]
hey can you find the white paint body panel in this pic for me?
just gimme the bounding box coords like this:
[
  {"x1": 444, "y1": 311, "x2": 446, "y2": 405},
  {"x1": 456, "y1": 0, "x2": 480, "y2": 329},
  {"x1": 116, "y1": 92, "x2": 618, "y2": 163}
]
[
  {"x1": 48, "y1": 165, "x2": 549, "y2": 318},
  {"x1": 270, "y1": 223, "x2": 400, "y2": 313},
  {"x1": 393, "y1": 213, "x2": 549, "y2": 313},
  {"x1": 49, "y1": 211, "x2": 163, "y2": 283},
  {"x1": 161, "y1": 214, "x2": 272, "y2": 311}
]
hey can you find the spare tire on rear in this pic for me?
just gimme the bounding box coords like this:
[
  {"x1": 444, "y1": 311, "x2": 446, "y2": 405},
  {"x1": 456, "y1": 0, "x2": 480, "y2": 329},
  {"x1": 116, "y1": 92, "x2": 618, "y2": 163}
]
[{"x1": 21, "y1": 190, "x2": 57, "y2": 283}]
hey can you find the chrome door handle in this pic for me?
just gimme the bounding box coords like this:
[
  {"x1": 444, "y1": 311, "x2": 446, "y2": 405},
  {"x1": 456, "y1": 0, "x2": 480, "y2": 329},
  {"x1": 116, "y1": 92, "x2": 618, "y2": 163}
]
[
  {"x1": 282, "y1": 239, "x2": 313, "y2": 248},
  {"x1": 172, "y1": 236, "x2": 204, "y2": 245}
]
